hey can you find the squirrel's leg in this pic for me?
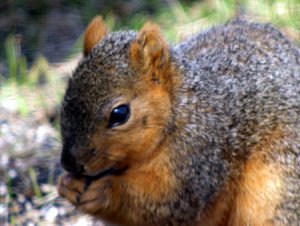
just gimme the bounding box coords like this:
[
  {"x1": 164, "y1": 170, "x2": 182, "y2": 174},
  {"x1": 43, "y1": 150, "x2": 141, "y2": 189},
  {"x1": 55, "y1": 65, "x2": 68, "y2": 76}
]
[
  {"x1": 200, "y1": 127, "x2": 292, "y2": 226},
  {"x1": 227, "y1": 127, "x2": 292, "y2": 226}
]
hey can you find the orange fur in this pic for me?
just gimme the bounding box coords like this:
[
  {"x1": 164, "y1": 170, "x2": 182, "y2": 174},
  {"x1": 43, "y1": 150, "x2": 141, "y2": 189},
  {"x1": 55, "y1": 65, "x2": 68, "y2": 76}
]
[
  {"x1": 199, "y1": 187, "x2": 233, "y2": 226},
  {"x1": 124, "y1": 144, "x2": 177, "y2": 201},
  {"x1": 87, "y1": 82, "x2": 172, "y2": 173},
  {"x1": 200, "y1": 127, "x2": 285, "y2": 226},
  {"x1": 83, "y1": 16, "x2": 107, "y2": 56},
  {"x1": 79, "y1": 72, "x2": 176, "y2": 225},
  {"x1": 228, "y1": 128, "x2": 285, "y2": 226},
  {"x1": 130, "y1": 22, "x2": 171, "y2": 86},
  {"x1": 229, "y1": 155, "x2": 283, "y2": 226},
  {"x1": 82, "y1": 23, "x2": 176, "y2": 178}
]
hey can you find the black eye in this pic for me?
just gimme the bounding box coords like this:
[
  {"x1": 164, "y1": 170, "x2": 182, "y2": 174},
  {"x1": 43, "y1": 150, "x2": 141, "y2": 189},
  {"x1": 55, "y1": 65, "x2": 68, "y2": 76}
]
[{"x1": 108, "y1": 104, "x2": 130, "y2": 128}]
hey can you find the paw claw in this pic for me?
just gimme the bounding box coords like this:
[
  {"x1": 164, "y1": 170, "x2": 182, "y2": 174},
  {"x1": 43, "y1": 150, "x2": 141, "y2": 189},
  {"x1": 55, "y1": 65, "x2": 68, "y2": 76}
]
[{"x1": 76, "y1": 194, "x2": 81, "y2": 205}]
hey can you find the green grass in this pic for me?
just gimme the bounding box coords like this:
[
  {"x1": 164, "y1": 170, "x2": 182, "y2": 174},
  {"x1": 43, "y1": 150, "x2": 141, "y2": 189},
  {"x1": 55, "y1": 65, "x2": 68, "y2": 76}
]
[
  {"x1": 28, "y1": 167, "x2": 42, "y2": 199},
  {"x1": 5, "y1": 36, "x2": 28, "y2": 85},
  {"x1": 100, "y1": 0, "x2": 300, "y2": 43}
]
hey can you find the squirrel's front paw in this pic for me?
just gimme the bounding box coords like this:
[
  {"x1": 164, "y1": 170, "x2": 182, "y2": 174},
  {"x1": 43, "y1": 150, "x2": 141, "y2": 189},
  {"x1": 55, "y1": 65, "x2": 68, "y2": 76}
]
[{"x1": 57, "y1": 173, "x2": 111, "y2": 215}]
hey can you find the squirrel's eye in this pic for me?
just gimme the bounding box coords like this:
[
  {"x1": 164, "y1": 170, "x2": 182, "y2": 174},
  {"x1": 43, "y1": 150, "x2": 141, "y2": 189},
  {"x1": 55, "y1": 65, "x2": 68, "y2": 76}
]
[{"x1": 108, "y1": 104, "x2": 130, "y2": 128}]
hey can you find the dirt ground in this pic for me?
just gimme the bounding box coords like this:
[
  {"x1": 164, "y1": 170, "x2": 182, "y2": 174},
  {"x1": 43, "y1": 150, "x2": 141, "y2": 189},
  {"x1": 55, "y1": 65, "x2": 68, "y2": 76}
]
[{"x1": 0, "y1": 58, "x2": 106, "y2": 226}]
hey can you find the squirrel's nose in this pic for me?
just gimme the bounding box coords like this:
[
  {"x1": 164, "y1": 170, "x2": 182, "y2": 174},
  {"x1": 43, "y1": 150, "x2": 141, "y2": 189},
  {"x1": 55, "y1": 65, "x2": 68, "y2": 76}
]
[{"x1": 61, "y1": 146, "x2": 83, "y2": 175}]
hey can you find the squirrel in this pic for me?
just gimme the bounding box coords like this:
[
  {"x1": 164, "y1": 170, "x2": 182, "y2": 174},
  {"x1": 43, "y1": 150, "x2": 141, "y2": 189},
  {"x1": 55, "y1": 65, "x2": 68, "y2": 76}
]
[{"x1": 57, "y1": 16, "x2": 300, "y2": 226}]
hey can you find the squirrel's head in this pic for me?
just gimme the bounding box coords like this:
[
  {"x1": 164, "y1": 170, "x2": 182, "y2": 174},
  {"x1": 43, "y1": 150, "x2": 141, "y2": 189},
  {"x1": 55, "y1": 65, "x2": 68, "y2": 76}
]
[{"x1": 60, "y1": 16, "x2": 179, "y2": 178}]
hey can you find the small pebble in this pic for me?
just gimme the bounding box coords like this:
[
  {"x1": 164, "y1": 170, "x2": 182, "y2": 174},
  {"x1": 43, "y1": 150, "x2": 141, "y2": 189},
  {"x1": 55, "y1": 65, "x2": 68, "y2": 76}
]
[
  {"x1": 0, "y1": 154, "x2": 9, "y2": 168},
  {"x1": 58, "y1": 206, "x2": 66, "y2": 215},
  {"x1": 25, "y1": 201, "x2": 33, "y2": 211},
  {"x1": 25, "y1": 222, "x2": 35, "y2": 226},
  {"x1": 0, "y1": 183, "x2": 7, "y2": 196},
  {"x1": 0, "y1": 204, "x2": 7, "y2": 215},
  {"x1": 72, "y1": 216, "x2": 91, "y2": 226},
  {"x1": 45, "y1": 206, "x2": 59, "y2": 222},
  {"x1": 8, "y1": 169, "x2": 17, "y2": 179},
  {"x1": 17, "y1": 194, "x2": 25, "y2": 203}
]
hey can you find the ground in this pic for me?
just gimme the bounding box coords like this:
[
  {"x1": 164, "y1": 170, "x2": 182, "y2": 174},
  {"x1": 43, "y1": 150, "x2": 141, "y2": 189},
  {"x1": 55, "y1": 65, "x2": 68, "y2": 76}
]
[{"x1": 0, "y1": 57, "x2": 105, "y2": 226}]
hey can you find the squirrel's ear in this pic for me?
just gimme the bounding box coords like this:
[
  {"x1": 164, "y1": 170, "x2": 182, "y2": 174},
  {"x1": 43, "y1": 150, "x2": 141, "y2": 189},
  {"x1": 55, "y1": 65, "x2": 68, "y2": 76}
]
[
  {"x1": 130, "y1": 22, "x2": 170, "y2": 84},
  {"x1": 83, "y1": 16, "x2": 107, "y2": 56}
]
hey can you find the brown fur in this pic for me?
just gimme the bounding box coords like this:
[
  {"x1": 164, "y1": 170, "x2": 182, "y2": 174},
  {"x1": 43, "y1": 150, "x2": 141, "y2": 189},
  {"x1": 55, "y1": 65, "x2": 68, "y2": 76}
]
[
  {"x1": 130, "y1": 22, "x2": 172, "y2": 87},
  {"x1": 83, "y1": 16, "x2": 107, "y2": 56},
  {"x1": 228, "y1": 127, "x2": 285, "y2": 226},
  {"x1": 201, "y1": 127, "x2": 285, "y2": 226},
  {"x1": 229, "y1": 156, "x2": 282, "y2": 226}
]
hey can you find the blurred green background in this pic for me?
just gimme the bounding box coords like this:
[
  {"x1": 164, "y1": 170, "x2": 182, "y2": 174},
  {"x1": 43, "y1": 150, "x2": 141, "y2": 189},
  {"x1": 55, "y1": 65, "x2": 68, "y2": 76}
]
[
  {"x1": 1, "y1": 0, "x2": 299, "y2": 89},
  {"x1": 0, "y1": 0, "x2": 299, "y2": 225}
]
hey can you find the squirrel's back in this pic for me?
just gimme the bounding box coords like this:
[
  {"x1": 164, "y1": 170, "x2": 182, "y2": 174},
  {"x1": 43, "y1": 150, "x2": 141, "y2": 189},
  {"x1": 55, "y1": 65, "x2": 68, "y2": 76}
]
[
  {"x1": 172, "y1": 19, "x2": 300, "y2": 224},
  {"x1": 173, "y1": 19, "x2": 300, "y2": 151}
]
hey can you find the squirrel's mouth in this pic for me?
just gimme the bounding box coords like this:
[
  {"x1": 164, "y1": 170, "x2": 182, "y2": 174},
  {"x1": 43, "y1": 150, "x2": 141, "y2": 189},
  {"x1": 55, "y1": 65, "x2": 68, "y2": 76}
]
[
  {"x1": 83, "y1": 165, "x2": 127, "y2": 182},
  {"x1": 84, "y1": 167, "x2": 116, "y2": 180}
]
